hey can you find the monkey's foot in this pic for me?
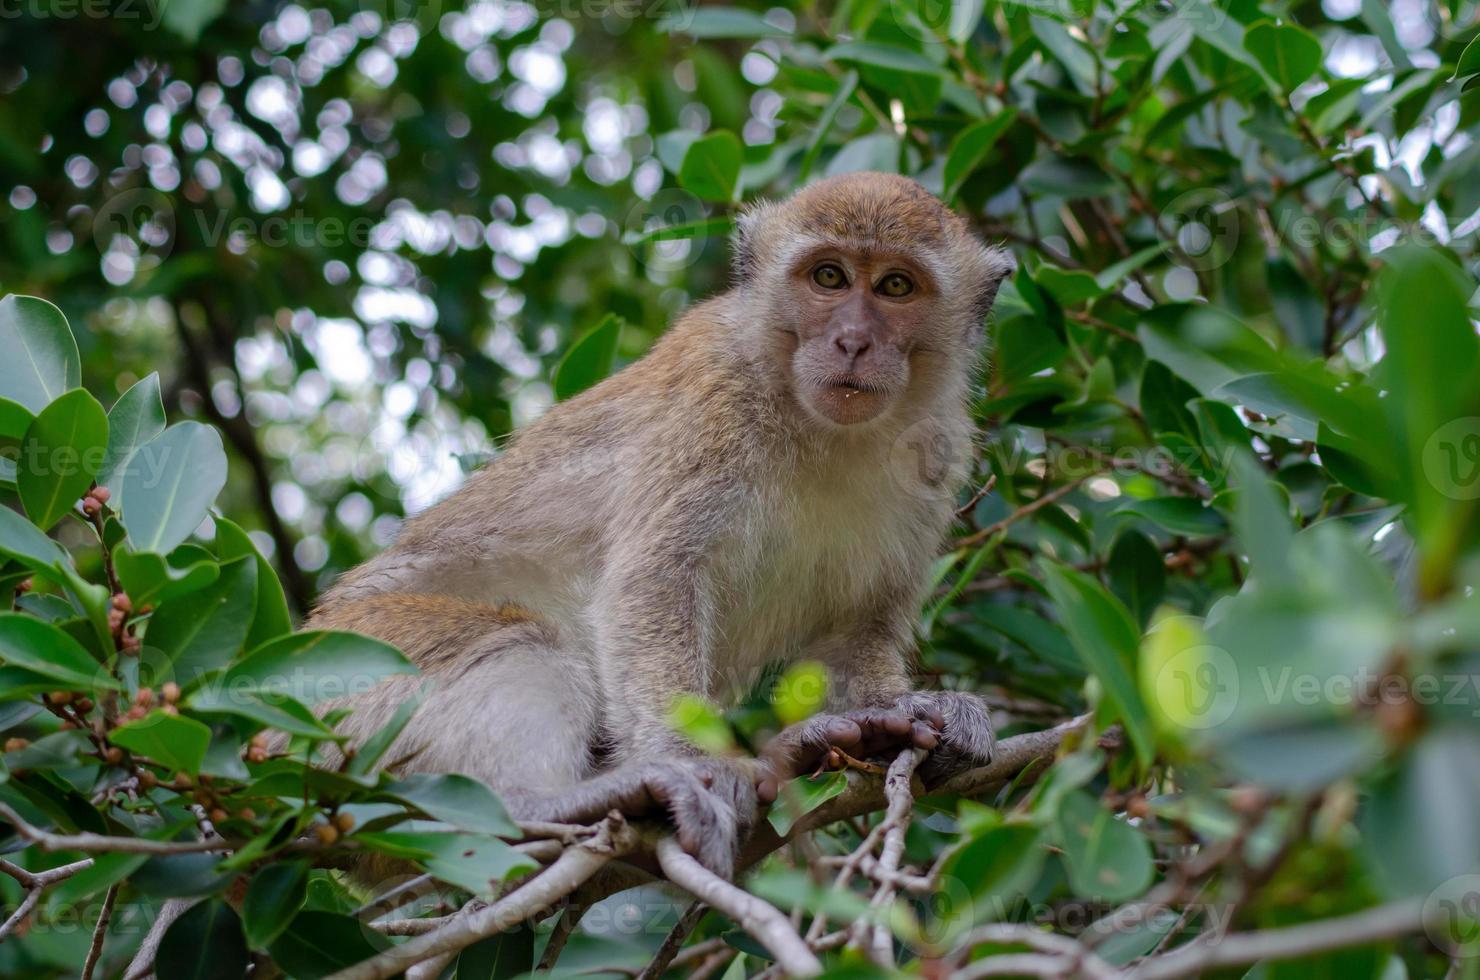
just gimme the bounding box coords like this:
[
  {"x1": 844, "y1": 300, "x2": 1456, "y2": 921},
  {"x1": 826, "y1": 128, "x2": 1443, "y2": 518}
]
[
  {"x1": 609, "y1": 757, "x2": 756, "y2": 879},
  {"x1": 892, "y1": 691, "x2": 995, "y2": 785},
  {"x1": 757, "y1": 708, "x2": 941, "y2": 801}
]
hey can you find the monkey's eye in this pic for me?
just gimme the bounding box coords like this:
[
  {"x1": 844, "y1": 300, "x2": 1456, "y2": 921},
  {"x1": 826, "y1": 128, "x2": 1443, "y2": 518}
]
[
  {"x1": 877, "y1": 273, "x2": 914, "y2": 298},
  {"x1": 812, "y1": 264, "x2": 847, "y2": 290}
]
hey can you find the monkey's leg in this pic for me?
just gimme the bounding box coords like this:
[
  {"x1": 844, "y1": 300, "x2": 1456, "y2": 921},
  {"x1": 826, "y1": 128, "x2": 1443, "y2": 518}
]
[{"x1": 312, "y1": 595, "x2": 749, "y2": 877}]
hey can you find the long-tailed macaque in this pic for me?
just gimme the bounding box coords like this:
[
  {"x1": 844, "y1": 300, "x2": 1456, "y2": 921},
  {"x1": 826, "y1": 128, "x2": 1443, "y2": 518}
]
[{"x1": 310, "y1": 172, "x2": 1015, "y2": 876}]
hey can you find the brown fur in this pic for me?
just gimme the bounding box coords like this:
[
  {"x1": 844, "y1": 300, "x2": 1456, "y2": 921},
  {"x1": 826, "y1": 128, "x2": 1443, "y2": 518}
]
[{"x1": 305, "y1": 173, "x2": 1014, "y2": 877}]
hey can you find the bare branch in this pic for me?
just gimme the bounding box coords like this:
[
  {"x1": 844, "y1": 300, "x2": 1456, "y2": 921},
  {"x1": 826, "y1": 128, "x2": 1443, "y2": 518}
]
[
  {"x1": 327, "y1": 813, "x2": 638, "y2": 980},
  {"x1": 657, "y1": 838, "x2": 821, "y2": 977},
  {"x1": 635, "y1": 900, "x2": 708, "y2": 980},
  {"x1": 123, "y1": 898, "x2": 198, "y2": 980},
  {"x1": 0, "y1": 804, "x2": 224, "y2": 855},
  {"x1": 80, "y1": 883, "x2": 119, "y2": 980},
  {"x1": 0, "y1": 857, "x2": 95, "y2": 941}
]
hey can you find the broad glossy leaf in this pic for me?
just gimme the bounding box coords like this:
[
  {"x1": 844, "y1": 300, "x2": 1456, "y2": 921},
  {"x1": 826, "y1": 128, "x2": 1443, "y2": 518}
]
[
  {"x1": 99, "y1": 372, "x2": 165, "y2": 491},
  {"x1": 218, "y1": 630, "x2": 414, "y2": 705},
  {"x1": 552, "y1": 313, "x2": 621, "y2": 402},
  {"x1": 108, "y1": 710, "x2": 212, "y2": 774},
  {"x1": 0, "y1": 505, "x2": 70, "y2": 572},
  {"x1": 679, "y1": 130, "x2": 742, "y2": 202},
  {"x1": 380, "y1": 772, "x2": 520, "y2": 836},
  {"x1": 242, "y1": 861, "x2": 309, "y2": 950},
  {"x1": 0, "y1": 613, "x2": 117, "y2": 691},
  {"x1": 267, "y1": 910, "x2": 390, "y2": 979},
  {"x1": 145, "y1": 555, "x2": 257, "y2": 683},
  {"x1": 458, "y1": 928, "x2": 536, "y2": 980},
  {"x1": 155, "y1": 899, "x2": 249, "y2": 980},
  {"x1": 17, "y1": 389, "x2": 108, "y2": 530},
  {"x1": 0, "y1": 295, "x2": 80, "y2": 414},
  {"x1": 115, "y1": 546, "x2": 221, "y2": 607},
  {"x1": 214, "y1": 517, "x2": 293, "y2": 647},
  {"x1": 115, "y1": 421, "x2": 228, "y2": 554},
  {"x1": 353, "y1": 831, "x2": 536, "y2": 895},
  {"x1": 1055, "y1": 790, "x2": 1153, "y2": 903},
  {"x1": 1244, "y1": 20, "x2": 1322, "y2": 92},
  {"x1": 1040, "y1": 564, "x2": 1155, "y2": 768},
  {"x1": 768, "y1": 770, "x2": 848, "y2": 836},
  {"x1": 659, "y1": 6, "x2": 787, "y2": 38},
  {"x1": 942, "y1": 110, "x2": 1019, "y2": 202}
]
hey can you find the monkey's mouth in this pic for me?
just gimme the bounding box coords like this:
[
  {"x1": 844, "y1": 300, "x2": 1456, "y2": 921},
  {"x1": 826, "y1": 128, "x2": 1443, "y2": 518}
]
[{"x1": 820, "y1": 373, "x2": 888, "y2": 396}]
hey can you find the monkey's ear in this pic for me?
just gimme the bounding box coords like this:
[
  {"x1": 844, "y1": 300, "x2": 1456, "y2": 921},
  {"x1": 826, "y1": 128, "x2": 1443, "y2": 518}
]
[
  {"x1": 731, "y1": 200, "x2": 778, "y2": 284},
  {"x1": 970, "y1": 245, "x2": 1017, "y2": 338}
]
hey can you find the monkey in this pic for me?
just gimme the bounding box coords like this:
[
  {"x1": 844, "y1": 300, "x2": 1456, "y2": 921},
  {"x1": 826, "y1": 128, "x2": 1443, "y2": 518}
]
[{"x1": 307, "y1": 172, "x2": 1015, "y2": 878}]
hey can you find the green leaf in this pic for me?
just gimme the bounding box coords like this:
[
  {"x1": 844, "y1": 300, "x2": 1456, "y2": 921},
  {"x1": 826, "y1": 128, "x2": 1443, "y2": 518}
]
[
  {"x1": 1115, "y1": 497, "x2": 1225, "y2": 536},
  {"x1": 942, "y1": 109, "x2": 1019, "y2": 203},
  {"x1": 0, "y1": 504, "x2": 70, "y2": 573},
  {"x1": 115, "y1": 421, "x2": 228, "y2": 554},
  {"x1": 156, "y1": 899, "x2": 250, "y2": 980},
  {"x1": 1244, "y1": 20, "x2": 1323, "y2": 93},
  {"x1": 115, "y1": 547, "x2": 221, "y2": 608},
  {"x1": 1040, "y1": 564, "x2": 1155, "y2": 769},
  {"x1": 267, "y1": 910, "x2": 390, "y2": 979},
  {"x1": 347, "y1": 687, "x2": 426, "y2": 776},
  {"x1": 1451, "y1": 35, "x2": 1480, "y2": 80},
  {"x1": 381, "y1": 773, "x2": 520, "y2": 836},
  {"x1": 0, "y1": 613, "x2": 117, "y2": 691},
  {"x1": 99, "y1": 372, "x2": 166, "y2": 491},
  {"x1": 824, "y1": 42, "x2": 948, "y2": 78},
  {"x1": 1376, "y1": 246, "x2": 1480, "y2": 592},
  {"x1": 213, "y1": 630, "x2": 415, "y2": 704},
  {"x1": 552, "y1": 314, "x2": 622, "y2": 402},
  {"x1": 0, "y1": 295, "x2": 80, "y2": 414},
  {"x1": 798, "y1": 71, "x2": 858, "y2": 183},
  {"x1": 679, "y1": 130, "x2": 743, "y2": 202},
  {"x1": 658, "y1": 6, "x2": 788, "y2": 38},
  {"x1": 945, "y1": 822, "x2": 1046, "y2": 909},
  {"x1": 17, "y1": 389, "x2": 108, "y2": 530},
  {"x1": 767, "y1": 770, "x2": 848, "y2": 836},
  {"x1": 1229, "y1": 451, "x2": 1296, "y2": 590},
  {"x1": 146, "y1": 556, "x2": 257, "y2": 683},
  {"x1": 352, "y1": 832, "x2": 536, "y2": 895},
  {"x1": 0, "y1": 397, "x2": 33, "y2": 445},
  {"x1": 214, "y1": 517, "x2": 294, "y2": 647},
  {"x1": 458, "y1": 928, "x2": 536, "y2": 980},
  {"x1": 1363, "y1": 727, "x2": 1480, "y2": 897},
  {"x1": 1055, "y1": 790, "x2": 1154, "y2": 902},
  {"x1": 242, "y1": 861, "x2": 310, "y2": 950},
  {"x1": 159, "y1": 0, "x2": 226, "y2": 42},
  {"x1": 108, "y1": 710, "x2": 211, "y2": 774},
  {"x1": 1107, "y1": 531, "x2": 1165, "y2": 629}
]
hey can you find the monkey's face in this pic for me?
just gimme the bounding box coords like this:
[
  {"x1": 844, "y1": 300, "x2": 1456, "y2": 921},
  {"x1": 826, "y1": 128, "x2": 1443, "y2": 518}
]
[{"x1": 785, "y1": 247, "x2": 936, "y2": 427}]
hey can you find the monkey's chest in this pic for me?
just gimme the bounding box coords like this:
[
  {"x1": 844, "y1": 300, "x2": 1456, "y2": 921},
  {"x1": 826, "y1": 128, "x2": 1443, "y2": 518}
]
[{"x1": 711, "y1": 491, "x2": 932, "y2": 683}]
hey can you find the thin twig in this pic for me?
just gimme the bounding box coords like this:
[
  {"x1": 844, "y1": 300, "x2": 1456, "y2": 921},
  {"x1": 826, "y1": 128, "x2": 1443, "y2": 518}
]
[
  {"x1": 656, "y1": 838, "x2": 821, "y2": 977},
  {"x1": 80, "y1": 883, "x2": 119, "y2": 980},
  {"x1": 328, "y1": 813, "x2": 637, "y2": 980},
  {"x1": 0, "y1": 804, "x2": 224, "y2": 855},
  {"x1": 635, "y1": 900, "x2": 708, "y2": 980}
]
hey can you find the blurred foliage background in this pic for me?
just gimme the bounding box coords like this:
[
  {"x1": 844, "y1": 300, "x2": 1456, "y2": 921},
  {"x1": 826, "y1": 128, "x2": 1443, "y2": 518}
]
[{"x1": 5, "y1": 0, "x2": 1480, "y2": 976}]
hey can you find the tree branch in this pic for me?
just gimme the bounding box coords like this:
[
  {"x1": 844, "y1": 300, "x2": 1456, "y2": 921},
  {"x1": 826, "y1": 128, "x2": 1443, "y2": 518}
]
[{"x1": 656, "y1": 838, "x2": 821, "y2": 977}]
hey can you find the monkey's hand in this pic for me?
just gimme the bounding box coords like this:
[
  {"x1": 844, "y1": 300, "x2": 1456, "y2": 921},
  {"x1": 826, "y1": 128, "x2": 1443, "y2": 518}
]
[
  {"x1": 604, "y1": 757, "x2": 756, "y2": 879},
  {"x1": 892, "y1": 691, "x2": 994, "y2": 785},
  {"x1": 756, "y1": 708, "x2": 941, "y2": 801}
]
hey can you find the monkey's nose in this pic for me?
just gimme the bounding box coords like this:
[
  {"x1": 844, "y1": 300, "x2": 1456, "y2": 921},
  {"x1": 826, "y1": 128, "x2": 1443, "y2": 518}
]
[{"x1": 834, "y1": 335, "x2": 871, "y2": 359}]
